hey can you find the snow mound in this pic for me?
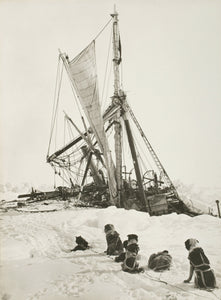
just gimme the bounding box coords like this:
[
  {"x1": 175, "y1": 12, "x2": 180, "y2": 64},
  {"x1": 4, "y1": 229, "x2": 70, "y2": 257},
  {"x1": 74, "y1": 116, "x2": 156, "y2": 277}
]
[{"x1": 0, "y1": 207, "x2": 221, "y2": 299}]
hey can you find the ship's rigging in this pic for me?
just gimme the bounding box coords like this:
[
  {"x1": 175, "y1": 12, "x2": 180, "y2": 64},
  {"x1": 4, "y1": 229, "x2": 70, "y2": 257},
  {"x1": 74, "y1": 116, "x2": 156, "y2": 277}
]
[{"x1": 46, "y1": 8, "x2": 191, "y2": 215}]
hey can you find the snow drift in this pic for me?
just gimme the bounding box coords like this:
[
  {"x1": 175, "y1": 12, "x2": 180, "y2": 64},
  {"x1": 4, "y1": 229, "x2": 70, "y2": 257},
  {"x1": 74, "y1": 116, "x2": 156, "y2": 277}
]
[{"x1": 0, "y1": 206, "x2": 221, "y2": 300}]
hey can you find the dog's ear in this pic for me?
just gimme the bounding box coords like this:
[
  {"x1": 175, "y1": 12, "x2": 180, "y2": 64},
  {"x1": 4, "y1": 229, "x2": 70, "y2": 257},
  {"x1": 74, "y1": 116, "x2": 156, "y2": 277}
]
[
  {"x1": 76, "y1": 236, "x2": 83, "y2": 244},
  {"x1": 185, "y1": 239, "x2": 190, "y2": 250},
  {"x1": 123, "y1": 240, "x2": 128, "y2": 249}
]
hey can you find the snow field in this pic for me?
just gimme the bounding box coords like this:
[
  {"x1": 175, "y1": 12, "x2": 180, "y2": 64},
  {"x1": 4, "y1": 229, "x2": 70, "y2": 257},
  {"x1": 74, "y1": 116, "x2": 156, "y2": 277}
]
[{"x1": 0, "y1": 206, "x2": 221, "y2": 299}]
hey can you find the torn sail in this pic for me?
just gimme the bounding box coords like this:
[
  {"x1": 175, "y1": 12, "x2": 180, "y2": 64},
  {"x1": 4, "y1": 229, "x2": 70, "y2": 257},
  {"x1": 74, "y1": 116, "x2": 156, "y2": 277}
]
[{"x1": 67, "y1": 41, "x2": 118, "y2": 202}]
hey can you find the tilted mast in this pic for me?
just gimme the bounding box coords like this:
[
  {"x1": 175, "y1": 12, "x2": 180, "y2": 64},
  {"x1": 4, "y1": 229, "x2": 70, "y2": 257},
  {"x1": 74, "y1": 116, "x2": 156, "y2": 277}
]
[
  {"x1": 111, "y1": 8, "x2": 149, "y2": 212},
  {"x1": 111, "y1": 7, "x2": 123, "y2": 207}
]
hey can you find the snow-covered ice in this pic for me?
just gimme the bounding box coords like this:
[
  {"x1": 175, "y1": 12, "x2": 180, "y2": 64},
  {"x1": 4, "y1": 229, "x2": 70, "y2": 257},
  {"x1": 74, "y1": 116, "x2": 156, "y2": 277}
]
[{"x1": 0, "y1": 206, "x2": 221, "y2": 300}]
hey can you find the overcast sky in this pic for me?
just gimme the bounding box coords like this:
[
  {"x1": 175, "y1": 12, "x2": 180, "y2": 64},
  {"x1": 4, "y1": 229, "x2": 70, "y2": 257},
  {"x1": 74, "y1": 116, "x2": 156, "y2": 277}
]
[{"x1": 0, "y1": 0, "x2": 221, "y2": 191}]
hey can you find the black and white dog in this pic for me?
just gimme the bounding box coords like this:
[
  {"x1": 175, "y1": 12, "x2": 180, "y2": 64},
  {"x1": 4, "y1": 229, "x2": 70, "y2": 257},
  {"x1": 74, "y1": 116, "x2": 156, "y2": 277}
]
[{"x1": 104, "y1": 224, "x2": 124, "y2": 256}]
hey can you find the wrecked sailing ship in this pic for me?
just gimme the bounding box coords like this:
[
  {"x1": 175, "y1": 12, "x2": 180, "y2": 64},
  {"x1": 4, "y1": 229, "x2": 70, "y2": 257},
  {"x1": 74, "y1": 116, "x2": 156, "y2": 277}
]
[{"x1": 46, "y1": 8, "x2": 194, "y2": 216}]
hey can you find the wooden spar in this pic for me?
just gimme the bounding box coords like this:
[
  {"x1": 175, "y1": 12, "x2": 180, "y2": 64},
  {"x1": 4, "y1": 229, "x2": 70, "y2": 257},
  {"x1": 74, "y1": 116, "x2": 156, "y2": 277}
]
[
  {"x1": 80, "y1": 150, "x2": 93, "y2": 187},
  {"x1": 70, "y1": 178, "x2": 75, "y2": 188},
  {"x1": 18, "y1": 190, "x2": 60, "y2": 199},
  {"x1": 216, "y1": 200, "x2": 221, "y2": 218},
  {"x1": 81, "y1": 145, "x2": 104, "y2": 186},
  {"x1": 48, "y1": 119, "x2": 115, "y2": 165},
  {"x1": 47, "y1": 134, "x2": 85, "y2": 163},
  {"x1": 80, "y1": 115, "x2": 104, "y2": 179},
  {"x1": 114, "y1": 118, "x2": 122, "y2": 207},
  {"x1": 111, "y1": 6, "x2": 121, "y2": 96},
  {"x1": 63, "y1": 111, "x2": 97, "y2": 155},
  {"x1": 123, "y1": 115, "x2": 151, "y2": 213},
  {"x1": 111, "y1": 7, "x2": 123, "y2": 206}
]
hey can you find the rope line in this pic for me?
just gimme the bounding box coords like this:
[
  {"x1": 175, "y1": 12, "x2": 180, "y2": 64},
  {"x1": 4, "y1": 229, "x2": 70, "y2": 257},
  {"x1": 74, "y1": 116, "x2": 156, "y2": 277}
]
[
  {"x1": 52, "y1": 63, "x2": 64, "y2": 155},
  {"x1": 47, "y1": 57, "x2": 63, "y2": 156},
  {"x1": 62, "y1": 246, "x2": 218, "y2": 299},
  {"x1": 101, "y1": 26, "x2": 112, "y2": 108},
  {"x1": 94, "y1": 18, "x2": 112, "y2": 41},
  {"x1": 143, "y1": 272, "x2": 218, "y2": 299}
]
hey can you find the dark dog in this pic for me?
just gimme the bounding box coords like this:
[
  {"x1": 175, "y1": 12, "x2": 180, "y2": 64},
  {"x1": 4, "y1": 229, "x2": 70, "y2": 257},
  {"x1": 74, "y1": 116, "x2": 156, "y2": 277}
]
[
  {"x1": 104, "y1": 224, "x2": 123, "y2": 255},
  {"x1": 71, "y1": 236, "x2": 89, "y2": 251},
  {"x1": 115, "y1": 234, "x2": 139, "y2": 262},
  {"x1": 121, "y1": 243, "x2": 144, "y2": 273},
  {"x1": 184, "y1": 238, "x2": 216, "y2": 289},
  {"x1": 148, "y1": 250, "x2": 172, "y2": 272}
]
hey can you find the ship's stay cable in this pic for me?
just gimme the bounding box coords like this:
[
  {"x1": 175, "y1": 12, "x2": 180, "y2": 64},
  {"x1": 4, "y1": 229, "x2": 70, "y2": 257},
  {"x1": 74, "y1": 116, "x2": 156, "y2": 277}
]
[
  {"x1": 120, "y1": 57, "x2": 124, "y2": 90},
  {"x1": 67, "y1": 119, "x2": 75, "y2": 141},
  {"x1": 47, "y1": 56, "x2": 61, "y2": 157},
  {"x1": 54, "y1": 106, "x2": 58, "y2": 157},
  {"x1": 48, "y1": 56, "x2": 61, "y2": 146},
  {"x1": 47, "y1": 57, "x2": 63, "y2": 156},
  {"x1": 102, "y1": 59, "x2": 113, "y2": 111},
  {"x1": 54, "y1": 168, "x2": 56, "y2": 188},
  {"x1": 129, "y1": 115, "x2": 154, "y2": 172},
  {"x1": 131, "y1": 133, "x2": 146, "y2": 177},
  {"x1": 125, "y1": 99, "x2": 177, "y2": 190},
  {"x1": 133, "y1": 134, "x2": 150, "y2": 175},
  {"x1": 122, "y1": 122, "x2": 126, "y2": 171},
  {"x1": 63, "y1": 117, "x2": 69, "y2": 187},
  {"x1": 101, "y1": 26, "x2": 112, "y2": 108},
  {"x1": 94, "y1": 18, "x2": 112, "y2": 41},
  {"x1": 53, "y1": 64, "x2": 64, "y2": 157},
  {"x1": 64, "y1": 115, "x2": 67, "y2": 150}
]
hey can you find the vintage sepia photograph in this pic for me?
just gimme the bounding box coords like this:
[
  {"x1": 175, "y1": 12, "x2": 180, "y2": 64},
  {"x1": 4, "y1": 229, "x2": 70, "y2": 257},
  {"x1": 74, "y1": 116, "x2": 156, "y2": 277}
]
[{"x1": 0, "y1": 0, "x2": 221, "y2": 299}]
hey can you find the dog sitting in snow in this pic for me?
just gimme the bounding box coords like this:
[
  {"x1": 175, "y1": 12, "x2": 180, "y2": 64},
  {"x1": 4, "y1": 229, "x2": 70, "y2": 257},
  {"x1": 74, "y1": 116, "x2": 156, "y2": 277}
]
[
  {"x1": 184, "y1": 238, "x2": 216, "y2": 289},
  {"x1": 71, "y1": 236, "x2": 89, "y2": 251},
  {"x1": 115, "y1": 234, "x2": 139, "y2": 263},
  {"x1": 121, "y1": 242, "x2": 144, "y2": 273},
  {"x1": 104, "y1": 224, "x2": 123, "y2": 256},
  {"x1": 121, "y1": 234, "x2": 144, "y2": 273}
]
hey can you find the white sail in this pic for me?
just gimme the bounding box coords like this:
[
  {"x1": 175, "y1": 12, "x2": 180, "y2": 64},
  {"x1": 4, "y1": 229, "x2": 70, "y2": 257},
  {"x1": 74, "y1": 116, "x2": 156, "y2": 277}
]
[{"x1": 67, "y1": 41, "x2": 118, "y2": 202}]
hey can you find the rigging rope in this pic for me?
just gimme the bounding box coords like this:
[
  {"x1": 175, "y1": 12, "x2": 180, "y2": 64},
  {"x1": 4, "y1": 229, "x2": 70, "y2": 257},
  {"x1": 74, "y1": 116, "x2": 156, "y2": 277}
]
[
  {"x1": 47, "y1": 57, "x2": 63, "y2": 156},
  {"x1": 48, "y1": 57, "x2": 61, "y2": 154},
  {"x1": 63, "y1": 116, "x2": 68, "y2": 187},
  {"x1": 53, "y1": 63, "x2": 64, "y2": 154},
  {"x1": 101, "y1": 26, "x2": 112, "y2": 109},
  {"x1": 53, "y1": 166, "x2": 57, "y2": 189},
  {"x1": 102, "y1": 61, "x2": 113, "y2": 110},
  {"x1": 143, "y1": 272, "x2": 213, "y2": 299},
  {"x1": 130, "y1": 118, "x2": 154, "y2": 172},
  {"x1": 64, "y1": 115, "x2": 67, "y2": 148},
  {"x1": 66, "y1": 120, "x2": 73, "y2": 141},
  {"x1": 94, "y1": 18, "x2": 112, "y2": 41},
  {"x1": 120, "y1": 55, "x2": 124, "y2": 91}
]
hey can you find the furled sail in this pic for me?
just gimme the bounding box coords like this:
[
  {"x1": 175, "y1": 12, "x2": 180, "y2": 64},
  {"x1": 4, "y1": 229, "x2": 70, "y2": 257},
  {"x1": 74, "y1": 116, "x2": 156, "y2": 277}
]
[{"x1": 67, "y1": 41, "x2": 118, "y2": 203}]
